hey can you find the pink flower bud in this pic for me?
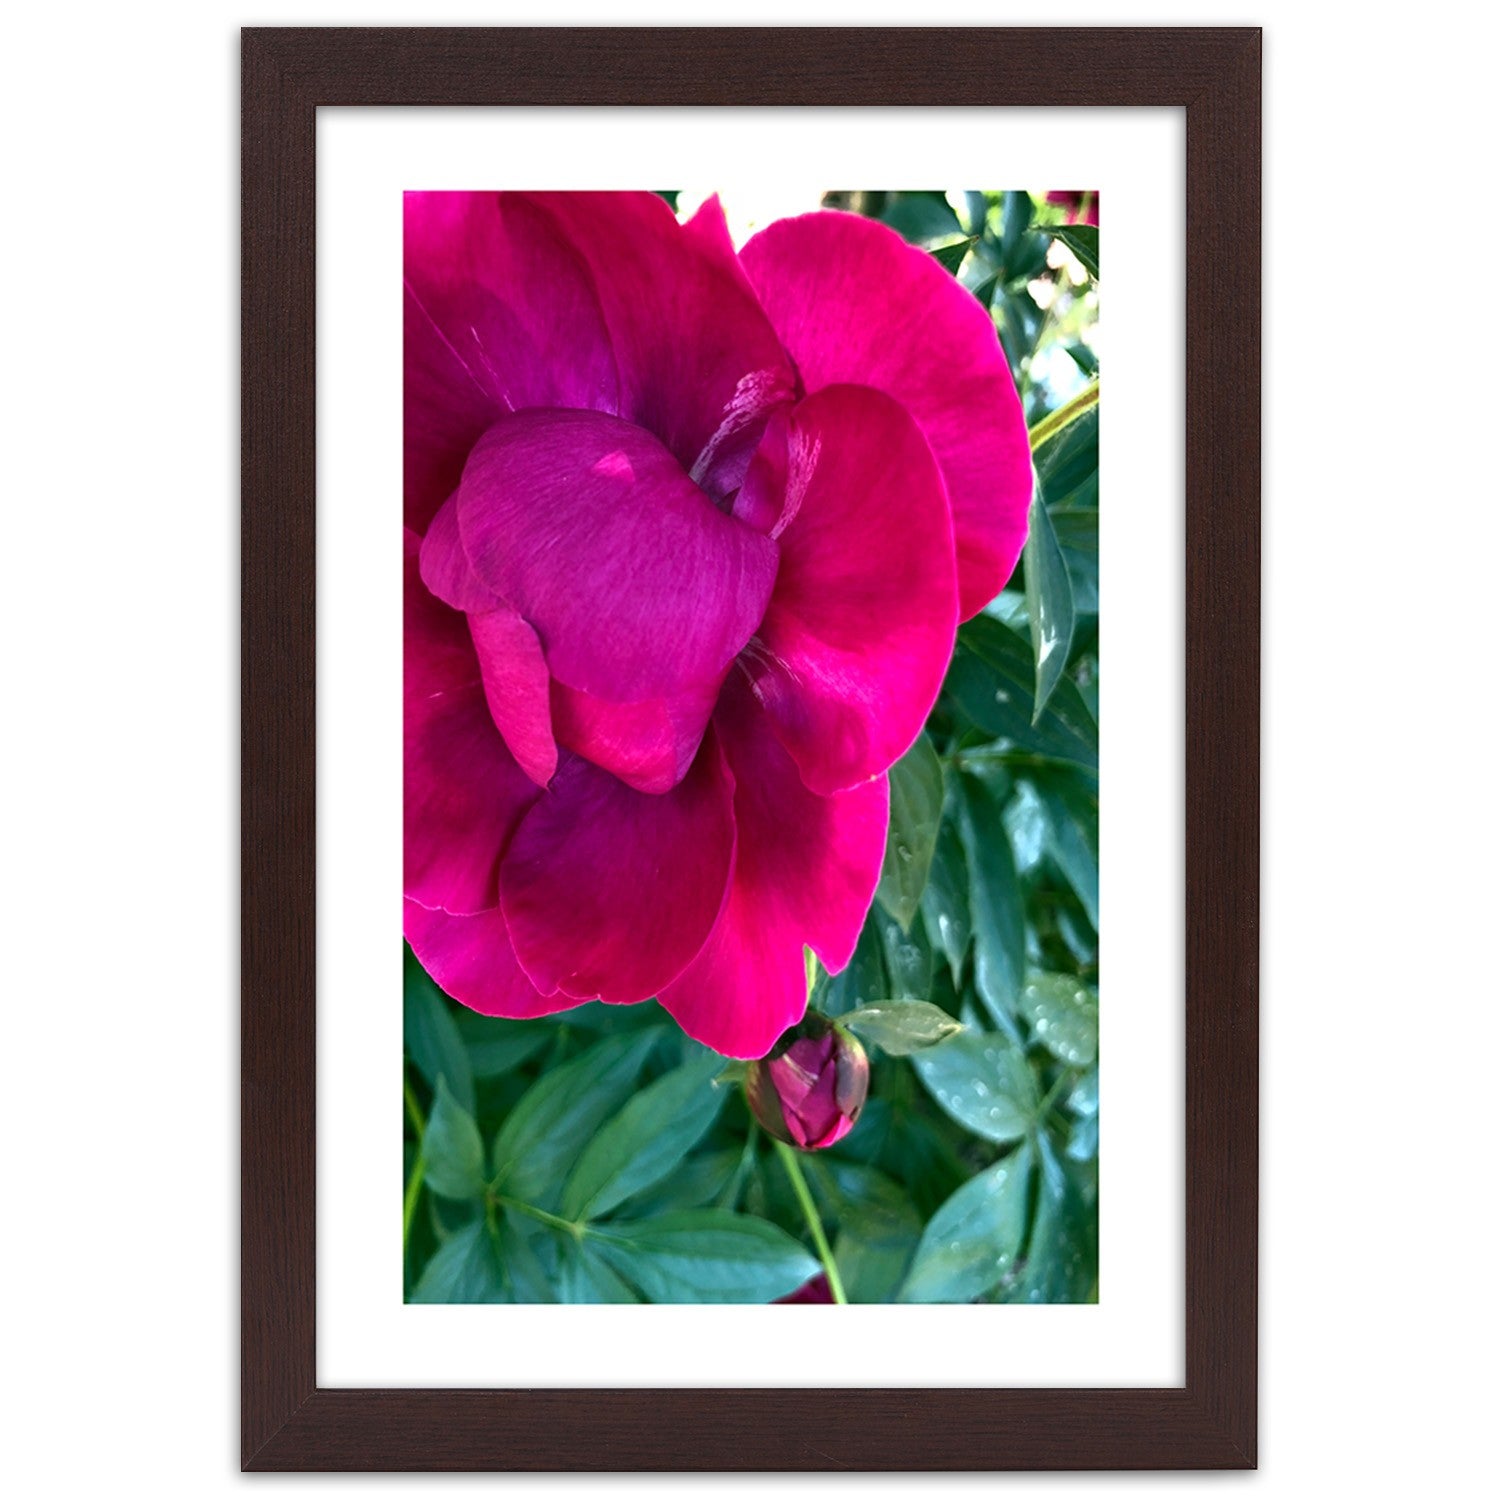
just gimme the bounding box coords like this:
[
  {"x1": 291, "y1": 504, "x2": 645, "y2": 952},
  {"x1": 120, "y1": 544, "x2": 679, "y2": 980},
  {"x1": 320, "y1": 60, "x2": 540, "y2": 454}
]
[
  {"x1": 776, "y1": 1273, "x2": 834, "y2": 1304},
  {"x1": 745, "y1": 1015, "x2": 869, "y2": 1149}
]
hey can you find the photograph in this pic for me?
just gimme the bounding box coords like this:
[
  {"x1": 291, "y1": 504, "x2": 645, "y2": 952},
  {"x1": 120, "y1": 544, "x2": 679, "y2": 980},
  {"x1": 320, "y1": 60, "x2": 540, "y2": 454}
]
[{"x1": 401, "y1": 187, "x2": 1102, "y2": 1305}]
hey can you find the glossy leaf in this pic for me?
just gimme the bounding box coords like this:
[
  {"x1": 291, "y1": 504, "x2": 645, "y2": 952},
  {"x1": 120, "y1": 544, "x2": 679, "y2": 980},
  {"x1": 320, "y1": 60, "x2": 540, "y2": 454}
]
[
  {"x1": 946, "y1": 616, "x2": 1099, "y2": 773},
  {"x1": 910, "y1": 1030, "x2": 1036, "y2": 1143},
  {"x1": 814, "y1": 917, "x2": 887, "y2": 1017},
  {"x1": 1034, "y1": 405, "x2": 1098, "y2": 511},
  {"x1": 1050, "y1": 507, "x2": 1099, "y2": 613},
  {"x1": 1035, "y1": 770, "x2": 1100, "y2": 927},
  {"x1": 875, "y1": 902, "x2": 934, "y2": 1003},
  {"x1": 491, "y1": 1029, "x2": 660, "y2": 1209},
  {"x1": 876, "y1": 731, "x2": 945, "y2": 931},
  {"x1": 842, "y1": 1001, "x2": 963, "y2": 1056},
  {"x1": 956, "y1": 771, "x2": 1027, "y2": 1024},
  {"x1": 1049, "y1": 224, "x2": 1099, "y2": 278},
  {"x1": 556, "y1": 1238, "x2": 642, "y2": 1303},
  {"x1": 930, "y1": 235, "x2": 977, "y2": 275},
  {"x1": 898, "y1": 1142, "x2": 1033, "y2": 1303},
  {"x1": 422, "y1": 1076, "x2": 487, "y2": 1200},
  {"x1": 1002, "y1": 1136, "x2": 1096, "y2": 1303},
  {"x1": 1022, "y1": 489, "x2": 1077, "y2": 720},
  {"x1": 1020, "y1": 973, "x2": 1099, "y2": 1067},
  {"x1": 560, "y1": 1051, "x2": 726, "y2": 1221},
  {"x1": 919, "y1": 813, "x2": 972, "y2": 983},
  {"x1": 589, "y1": 1210, "x2": 820, "y2": 1304}
]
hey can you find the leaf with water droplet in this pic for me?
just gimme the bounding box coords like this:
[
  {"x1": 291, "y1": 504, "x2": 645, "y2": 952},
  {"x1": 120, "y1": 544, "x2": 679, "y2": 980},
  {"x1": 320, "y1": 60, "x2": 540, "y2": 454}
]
[
  {"x1": 1020, "y1": 973, "x2": 1099, "y2": 1067},
  {"x1": 898, "y1": 1142, "x2": 1034, "y2": 1302},
  {"x1": 910, "y1": 1029, "x2": 1036, "y2": 1142},
  {"x1": 875, "y1": 731, "x2": 944, "y2": 932}
]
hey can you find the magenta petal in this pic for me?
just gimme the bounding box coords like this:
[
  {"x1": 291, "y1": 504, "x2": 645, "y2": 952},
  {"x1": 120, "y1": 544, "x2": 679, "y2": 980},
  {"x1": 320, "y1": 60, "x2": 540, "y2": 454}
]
[
  {"x1": 658, "y1": 680, "x2": 889, "y2": 1059},
  {"x1": 745, "y1": 383, "x2": 959, "y2": 796},
  {"x1": 403, "y1": 193, "x2": 620, "y2": 536},
  {"x1": 500, "y1": 736, "x2": 737, "y2": 1004},
  {"x1": 418, "y1": 493, "x2": 503, "y2": 614},
  {"x1": 509, "y1": 192, "x2": 795, "y2": 494},
  {"x1": 404, "y1": 554, "x2": 540, "y2": 914},
  {"x1": 550, "y1": 676, "x2": 720, "y2": 795},
  {"x1": 456, "y1": 409, "x2": 778, "y2": 703},
  {"x1": 466, "y1": 608, "x2": 558, "y2": 789},
  {"x1": 404, "y1": 901, "x2": 576, "y2": 1018},
  {"x1": 740, "y1": 210, "x2": 1032, "y2": 617}
]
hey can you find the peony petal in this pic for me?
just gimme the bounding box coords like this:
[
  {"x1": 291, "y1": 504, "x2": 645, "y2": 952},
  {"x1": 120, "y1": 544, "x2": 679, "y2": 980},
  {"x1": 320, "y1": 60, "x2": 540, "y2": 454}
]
[
  {"x1": 418, "y1": 493, "x2": 504, "y2": 615},
  {"x1": 550, "y1": 676, "x2": 720, "y2": 796},
  {"x1": 510, "y1": 192, "x2": 794, "y2": 498},
  {"x1": 403, "y1": 192, "x2": 620, "y2": 534},
  {"x1": 740, "y1": 209, "x2": 1032, "y2": 617},
  {"x1": 500, "y1": 735, "x2": 737, "y2": 1005},
  {"x1": 658, "y1": 678, "x2": 889, "y2": 1059},
  {"x1": 456, "y1": 409, "x2": 778, "y2": 703},
  {"x1": 466, "y1": 608, "x2": 558, "y2": 789},
  {"x1": 405, "y1": 901, "x2": 576, "y2": 1018},
  {"x1": 404, "y1": 554, "x2": 540, "y2": 914},
  {"x1": 743, "y1": 383, "x2": 959, "y2": 796}
]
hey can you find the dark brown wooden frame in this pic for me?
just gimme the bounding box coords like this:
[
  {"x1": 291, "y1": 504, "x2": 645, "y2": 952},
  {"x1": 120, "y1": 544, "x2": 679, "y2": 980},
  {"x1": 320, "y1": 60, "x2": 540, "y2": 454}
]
[{"x1": 242, "y1": 25, "x2": 1259, "y2": 1471}]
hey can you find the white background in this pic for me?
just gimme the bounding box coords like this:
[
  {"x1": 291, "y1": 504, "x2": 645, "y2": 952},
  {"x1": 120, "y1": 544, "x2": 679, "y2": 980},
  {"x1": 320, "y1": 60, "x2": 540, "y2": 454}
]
[
  {"x1": 318, "y1": 105, "x2": 1183, "y2": 1389},
  {"x1": 5, "y1": 0, "x2": 1494, "y2": 1493}
]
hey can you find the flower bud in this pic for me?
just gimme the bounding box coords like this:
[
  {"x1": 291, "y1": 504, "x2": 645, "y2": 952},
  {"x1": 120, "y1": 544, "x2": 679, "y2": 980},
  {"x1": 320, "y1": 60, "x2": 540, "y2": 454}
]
[{"x1": 745, "y1": 1014, "x2": 869, "y2": 1149}]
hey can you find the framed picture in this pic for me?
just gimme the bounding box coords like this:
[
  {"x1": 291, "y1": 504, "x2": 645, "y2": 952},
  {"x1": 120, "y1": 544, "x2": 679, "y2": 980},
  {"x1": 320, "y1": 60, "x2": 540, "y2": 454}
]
[{"x1": 242, "y1": 25, "x2": 1259, "y2": 1470}]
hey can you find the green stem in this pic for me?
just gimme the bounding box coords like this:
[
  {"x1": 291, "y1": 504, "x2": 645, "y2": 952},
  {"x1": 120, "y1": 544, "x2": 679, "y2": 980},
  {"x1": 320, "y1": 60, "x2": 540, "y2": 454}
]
[
  {"x1": 493, "y1": 1194, "x2": 584, "y2": 1240},
  {"x1": 1028, "y1": 379, "x2": 1099, "y2": 454},
  {"x1": 773, "y1": 1140, "x2": 848, "y2": 1305},
  {"x1": 402, "y1": 1077, "x2": 427, "y2": 1255}
]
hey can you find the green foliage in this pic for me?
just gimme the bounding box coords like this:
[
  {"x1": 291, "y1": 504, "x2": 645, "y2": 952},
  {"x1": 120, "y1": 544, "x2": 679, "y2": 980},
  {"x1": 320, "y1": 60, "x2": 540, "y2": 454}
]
[{"x1": 403, "y1": 189, "x2": 1099, "y2": 1304}]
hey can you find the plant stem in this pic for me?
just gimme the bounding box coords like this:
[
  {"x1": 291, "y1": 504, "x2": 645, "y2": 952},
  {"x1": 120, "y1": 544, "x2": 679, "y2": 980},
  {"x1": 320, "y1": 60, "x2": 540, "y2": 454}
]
[
  {"x1": 773, "y1": 1140, "x2": 848, "y2": 1305},
  {"x1": 493, "y1": 1194, "x2": 583, "y2": 1240},
  {"x1": 1028, "y1": 379, "x2": 1099, "y2": 454},
  {"x1": 402, "y1": 1076, "x2": 427, "y2": 1255}
]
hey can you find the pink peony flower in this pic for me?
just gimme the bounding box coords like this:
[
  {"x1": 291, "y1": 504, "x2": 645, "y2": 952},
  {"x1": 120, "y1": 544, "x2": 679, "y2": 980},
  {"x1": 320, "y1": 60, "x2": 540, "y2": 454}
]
[
  {"x1": 403, "y1": 192, "x2": 1031, "y2": 1058},
  {"x1": 745, "y1": 1018, "x2": 870, "y2": 1149}
]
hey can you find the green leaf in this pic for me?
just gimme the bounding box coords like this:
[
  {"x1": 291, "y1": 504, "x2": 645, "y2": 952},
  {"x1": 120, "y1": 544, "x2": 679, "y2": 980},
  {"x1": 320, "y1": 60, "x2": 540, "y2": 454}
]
[
  {"x1": 881, "y1": 191, "x2": 962, "y2": 245},
  {"x1": 876, "y1": 731, "x2": 945, "y2": 931},
  {"x1": 459, "y1": 1019, "x2": 551, "y2": 1078},
  {"x1": 875, "y1": 902, "x2": 933, "y2": 1002},
  {"x1": 491, "y1": 1030, "x2": 660, "y2": 1209},
  {"x1": 930, "y1": 235, "x2": 976, "y2": 275},
  {"x1": 919, "y1": 813, "x2": 972, "y2": 983},
  {"x1": 1002, "y1": 1136, "x2": 1097, "y2": 1303},
  {"x1": 1049, "y1": 507, "x2": 1099, "y2": 613},
  {"x1": 1035, "y1": 770, "x2": 1100, "y2": 927},
  {"x1": 588, "y1": 1210, "x2": 820, "y2": 1304},
  {"x1": 1034, "y1": 405, "x2": 1098, "y2": 511},
  {"x1": 556, "y1": 1238, "x2": 642, "y2": 1303},
  {"x1": 842, "y1": 1001, "x2": 963, "y2": 1056},
  {"x1": 560, "y1": 1052, "x2": 726, "y2": 1221},
  {"x1": 403, "y1": 947, "x2": 474, "y2": 1113},
  {"x1": 898, "y1": 1142, "x2": 1034, "y2": 1302},
  {"x1": 946, "y1": 615, "x2": 1099, "y2": 773},
  {"x1": 1020, "y1": 974, "x2": 1099, "y2": 1067},
  {"x1": 955, "y1": 772, "x2": 1027, "y2": 1025},
  {"x1": 409, "y1": 1219, "x2": 508, "y2": 1303},
  {"x1": 910, "y1": 1030, "x2": 1037, "y2": 1142},
  {"x1": 1049, "y1": 224, "x2": 1099, "y2": 278},
  {"x1": 1022, "y1": 489, "x2": 1077, "y2": 720},
  {"x1": 422, "y1": 1077, "x2": 487, "y2": 1200},
  {"x1": 498, "y1": 1210, "x2": 560, "y2": 1303},
  {"x1": 626, "y1": 1148, "x2": 743, "y2": 1216}
]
